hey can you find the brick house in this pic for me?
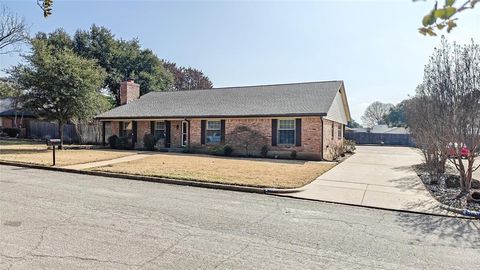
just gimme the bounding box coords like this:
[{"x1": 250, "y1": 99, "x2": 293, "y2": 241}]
[{"x1": 96, "y1": 80, "x2": 351, "y2": 160}]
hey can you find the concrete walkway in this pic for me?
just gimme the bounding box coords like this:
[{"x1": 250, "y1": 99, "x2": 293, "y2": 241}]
[
  {"x1": 280, "y1": 146, "x2": 451, "y2": 215},
  {"x1": 61, "y1": 153, "x2": 152, "y2": 170}
]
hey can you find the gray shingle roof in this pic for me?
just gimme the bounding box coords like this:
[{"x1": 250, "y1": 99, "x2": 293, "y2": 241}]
[{"x1": 96, "y1": 81, "x2": 343, "y2": 119}]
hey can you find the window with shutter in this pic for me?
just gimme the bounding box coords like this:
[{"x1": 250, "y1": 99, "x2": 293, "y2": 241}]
[{"x1": 278, "y1": 119, "x2": 295, "y2": 145}]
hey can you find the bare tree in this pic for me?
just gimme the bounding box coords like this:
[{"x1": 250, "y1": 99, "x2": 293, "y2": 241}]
[
  {"x1": 406, "y1": 96, "x2": 448, "y2": 181},
  {"x1": 361, "y1": 101, "x2": 393, "y2": 127},
  {"x1": 0, "y1": 5, "x2": 28, "y2": 54},
  {"x1": 409, "y1": 37, "x2": 480, "y2": 195}
]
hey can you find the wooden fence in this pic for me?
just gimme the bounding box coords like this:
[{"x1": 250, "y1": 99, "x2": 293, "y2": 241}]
[
  {"x1": 345, "y1": 132, "x2": 415, "y2": 147},
  {"x1": 25, "y1": 120, "x2": 102, "y2": 144}
]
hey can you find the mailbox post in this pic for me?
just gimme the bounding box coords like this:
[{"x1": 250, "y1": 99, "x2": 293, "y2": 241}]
[{"x1": 47, "y1": 139, "x2": 61, "y2": 166}]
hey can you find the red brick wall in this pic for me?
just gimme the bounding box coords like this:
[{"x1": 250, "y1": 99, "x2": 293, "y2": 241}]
[
  {"x1": 0, "y1": 117, "x2": 13, "y2": 128},
  {"x1": 106, "y1": 117, "x2": 344, "y2": 160},
  {"x1": 135, "y1": 121, "x2": 150, "y2": 148},
  {"x1": 111, "y1": 121, "x2": 119, "y2": 136},
  {"x1": 119, "y1": 80, "x2": 140, "y2": 105},
  {"x1": 190, "y1": 119, "x2": 202, "y2": 145},
  {"x1": 322, "y1": 118, "x2": 344, "y2": 160},
  {"x1": 170, "y1": 120, "x2": 182, "y2": 147},
  {"x1": 0, "y1": 117, "x2": 29, "y2": 129}
]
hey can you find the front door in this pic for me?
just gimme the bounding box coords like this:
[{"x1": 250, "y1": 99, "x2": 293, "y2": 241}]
[{"x1": 181, "y1": 121, "x2": 188, "y2": 147}]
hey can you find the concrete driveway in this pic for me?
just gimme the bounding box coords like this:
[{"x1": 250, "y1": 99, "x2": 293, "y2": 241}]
[{"x1": 280, "y1": 146, "x2": 449, "y2": 215}]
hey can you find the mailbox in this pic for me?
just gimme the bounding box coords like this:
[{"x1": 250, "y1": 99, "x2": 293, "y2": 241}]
[
  {"x1": 46, "y1": 139, "x2": 61, "y2": 146},
  {"x1": 47, "y1": 139, "x2": 61, "y2": 166}
]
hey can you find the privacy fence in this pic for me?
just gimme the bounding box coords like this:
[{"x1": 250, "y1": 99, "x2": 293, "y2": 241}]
[
  {"x1": 345, "y1": 132, "x2": 415, "y2": 147},
  {"x1": 25, "y1": 120, "x2": 103, "y2": 144}
]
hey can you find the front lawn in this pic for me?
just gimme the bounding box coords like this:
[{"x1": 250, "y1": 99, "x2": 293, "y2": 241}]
[
  {"x1": 93, "y1": 153, "x2": 336, "y2": 188},
  {"x1": 0, "y1": 140, "x2": 135, "y2": 166}
]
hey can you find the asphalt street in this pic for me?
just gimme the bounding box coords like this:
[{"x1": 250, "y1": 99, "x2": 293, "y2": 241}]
[{"x1": 0, "y1": 165, "x2": 479, "y2": 269}]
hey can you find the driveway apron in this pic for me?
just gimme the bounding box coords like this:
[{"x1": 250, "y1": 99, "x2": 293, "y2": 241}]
[{"x1": 279, "y1": 146, "x2": 453, "y2": 216}]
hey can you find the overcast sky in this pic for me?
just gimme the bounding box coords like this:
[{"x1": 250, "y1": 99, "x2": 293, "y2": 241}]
[{"x1": 0, "y1": 0, "x2": 479, "y2": 124}]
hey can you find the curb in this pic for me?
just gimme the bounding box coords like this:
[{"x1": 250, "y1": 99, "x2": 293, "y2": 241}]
[
  {"x1": 267, "y1": 193, "x2": 477, "y2": 220},
  {"x1": 0, "y1": 161, "x2": 267, "y2": 194},
  {"x1": 439, "y1": 204, "x2": 480, "y2": 218},
  {"x1": 264, "y1": 188, "x2": 304, "y2": 194}
]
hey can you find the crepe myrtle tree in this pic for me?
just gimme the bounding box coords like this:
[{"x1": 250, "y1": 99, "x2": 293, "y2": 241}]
[
  {"x1": 9, "y1": 38, "x2": 106, "y2": 148},
  {"x1": 408, "y1": 37, "x2": 480, "y2": 194},
  {"x1": 406, "y1": 96, "x2": 449, "y2": 181}
]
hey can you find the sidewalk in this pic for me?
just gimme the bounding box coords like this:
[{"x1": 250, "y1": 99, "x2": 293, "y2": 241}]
[
  {"x1": 61, "y1": 153, "x2": 152, "y2": 170},
  {"x1": 277, "y1": 146, "x2": 453, "y2": 216}
]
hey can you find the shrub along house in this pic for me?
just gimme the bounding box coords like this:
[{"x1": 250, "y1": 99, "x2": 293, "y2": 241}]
[{"x1": 95, "y1": 80, "x2": 351, "y2": 160}]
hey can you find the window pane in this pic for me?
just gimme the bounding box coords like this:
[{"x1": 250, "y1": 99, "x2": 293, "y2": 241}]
[
  {"x1": 155, "y1": 121, "x2": 165, "y2": 130},
  {"x1": 121, "y1": 122, "x2": 133, "y2": 137},
  {"x1": 279, "y1": 120, "x2": 295, "y2": 130},
  {"x1": 279, "y1": 130, "x2": 295, "y2": 144},
  {"x1": 206, "y1": 130, "x2": 221, "y2": 144},
  {"x1": 207, "y1": 121, "x2": 221, "y2": 130},
  {"x1": 154, "y1": 121, "x2": 165, "y2": 139}
]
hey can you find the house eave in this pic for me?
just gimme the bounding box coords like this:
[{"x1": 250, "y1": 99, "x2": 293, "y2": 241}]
[{"x1": 95, "y1": 113, "x2": 327, "y2": 121}]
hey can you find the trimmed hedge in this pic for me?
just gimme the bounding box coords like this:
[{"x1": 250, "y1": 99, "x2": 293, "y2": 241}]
[
  {"x1": 107, "y1": 135, "x2": 118, "y2": 149},
  {"x1": 2, "y1": 128, "x2": 20, "y2": 138}
]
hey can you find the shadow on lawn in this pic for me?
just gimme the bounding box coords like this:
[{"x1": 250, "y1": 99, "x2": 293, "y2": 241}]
[
  {"x1": 154, "y1": 151, "x2": 310, "y2": 165},
  {"x1": 0, "y1": 148, "x2": 49, "y2": 155}
]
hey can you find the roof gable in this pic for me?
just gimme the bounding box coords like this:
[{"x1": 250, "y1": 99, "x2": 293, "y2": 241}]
[{"x1": 324, "y1": 84, "x2": 351, "y2": 124}]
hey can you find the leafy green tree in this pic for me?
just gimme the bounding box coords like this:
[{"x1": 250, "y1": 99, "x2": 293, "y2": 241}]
[
  {"x1": 35, "y1": 25, "x2": 175, "y2": 105},
  {"x1": 25, "y1": 26, "x2": 212, "y2": 104},
  {"x1": 9, "y1": 38, "x2": 106, "y2": 147},
  {"x1": 73, "y1": 25, "x2": 173, "y2": 104},
  {"x1": 0, "y1": 78, "x2": 15, "y2": 99},
  {"x1": 418, "y1": 0, "x2": 478, "y2": 36},
  {"x1": 163, "y1": 61, "x2": 213, "y2": 90},
  {"x1": 383, "y1": 100, "x2": 408, "y2": 127},
  {"x1": 347, "y1": 120, "x2": 362, "y2": 128}
]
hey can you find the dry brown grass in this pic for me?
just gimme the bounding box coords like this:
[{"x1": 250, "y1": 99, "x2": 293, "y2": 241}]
[
  {"x1": 0, "y1": 140, "x2": 135, "y2": 166},
  {"x1": 94, "y1": 153, "x2": 336, "y2": 188}
]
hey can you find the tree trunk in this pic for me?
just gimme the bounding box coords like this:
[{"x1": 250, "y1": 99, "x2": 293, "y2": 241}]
[
  {"x1": 13, "y1": 112, "x2": 18, "y2": 128},
  {"x1": 58, "y1": 120, "x2": 64, "y2": 150},
  {"x1": 456, "y1": 155, "x2": 468, "y2": 193}
]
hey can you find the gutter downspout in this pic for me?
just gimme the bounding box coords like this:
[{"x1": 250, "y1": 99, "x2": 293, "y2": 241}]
[
  {"x1": 184, "y1": 118, "x2": 191, "y2": 147},
  {"x1": 320, "y1": 116, "x2": 324, "y2": 160}
]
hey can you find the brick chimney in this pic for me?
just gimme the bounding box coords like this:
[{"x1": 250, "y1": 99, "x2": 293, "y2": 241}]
[{"x1": 119, "y1": 79, "x2": 140, "y2": 105}]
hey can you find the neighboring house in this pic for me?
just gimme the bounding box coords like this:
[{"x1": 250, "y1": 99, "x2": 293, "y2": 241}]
[
  {"x1": 96, "y1": 80, "x2": 352, "y2": 160},
  {"x1": 348, "y1": 124, "x2": 410, "y2": 134},
  {"x1": 0, "y1": 99, "x2": 36, "y2": 129},
  {"x1": 345, "y1": 124, "x2": 413, "y2": 146}
]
